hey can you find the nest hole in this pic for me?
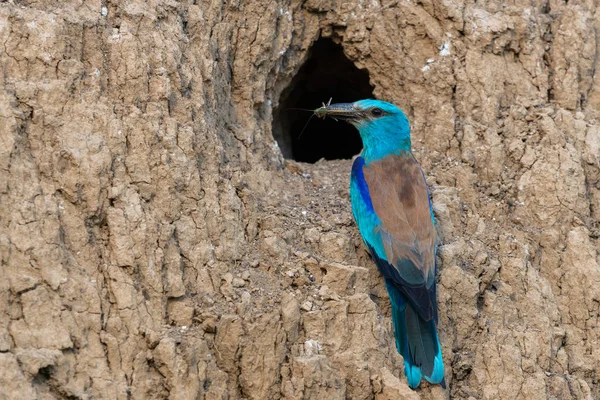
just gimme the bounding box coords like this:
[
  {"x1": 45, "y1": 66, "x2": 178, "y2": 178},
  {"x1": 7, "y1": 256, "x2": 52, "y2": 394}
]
[{"x1": 273, "y1": 38, "x2": 374, "y2": 163}]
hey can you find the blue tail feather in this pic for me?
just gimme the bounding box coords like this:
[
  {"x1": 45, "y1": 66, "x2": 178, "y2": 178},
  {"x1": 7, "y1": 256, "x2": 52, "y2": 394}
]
[{"x1": 386, "y1": 280, "x2": 445, "y2": 389}]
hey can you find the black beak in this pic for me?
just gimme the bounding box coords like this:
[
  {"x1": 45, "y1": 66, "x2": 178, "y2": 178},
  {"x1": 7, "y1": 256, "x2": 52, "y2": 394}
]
[{"x1": 314, "y1": 102, "x2": 362, "y2": 122}]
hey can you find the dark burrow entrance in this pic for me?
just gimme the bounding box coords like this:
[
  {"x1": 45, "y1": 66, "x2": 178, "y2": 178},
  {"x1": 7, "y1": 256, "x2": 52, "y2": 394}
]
[{"x1": 273, "y1": 38, "x2": 374, "y2": 163}]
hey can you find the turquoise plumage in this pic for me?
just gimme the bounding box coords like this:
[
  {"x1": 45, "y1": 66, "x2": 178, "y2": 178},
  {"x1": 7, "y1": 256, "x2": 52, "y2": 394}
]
[{"x1": 317, "y1": 99, "x2": 445, "y2": 389}]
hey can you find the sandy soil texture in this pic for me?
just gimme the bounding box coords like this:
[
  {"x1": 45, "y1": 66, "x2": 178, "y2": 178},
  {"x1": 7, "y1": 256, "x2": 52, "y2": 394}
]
[{"x1": 1, "y1": 0, "x2": 599, "y2": 399}]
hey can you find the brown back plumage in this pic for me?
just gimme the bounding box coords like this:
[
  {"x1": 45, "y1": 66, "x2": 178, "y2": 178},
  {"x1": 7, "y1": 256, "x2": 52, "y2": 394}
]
[{"x1": 363, "y1": 154, "x2": 436, "y2": 288}]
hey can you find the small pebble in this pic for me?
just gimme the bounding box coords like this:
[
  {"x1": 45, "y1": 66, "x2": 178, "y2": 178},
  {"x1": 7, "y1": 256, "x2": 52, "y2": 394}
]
[
  {"x1": 300, "y1": 301, "x2": 313, "y2": 311},
  {"x1": 232, "y1": 278, "x2": 246, "y2": 288},
  {"x1": 201, "y1": 317, "x2": 216, "y2": 333}
]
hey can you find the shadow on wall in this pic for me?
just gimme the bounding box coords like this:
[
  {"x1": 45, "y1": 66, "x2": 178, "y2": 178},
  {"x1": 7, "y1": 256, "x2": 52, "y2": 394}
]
[{"x1": 273, "y1": 38, "x2": 374, "y2": 163}]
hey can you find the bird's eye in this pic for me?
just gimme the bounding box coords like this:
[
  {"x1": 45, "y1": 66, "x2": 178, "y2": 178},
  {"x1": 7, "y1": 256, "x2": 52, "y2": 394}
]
[{"x1": 371, "y1": 108, "x2": 383, "y2": 116}]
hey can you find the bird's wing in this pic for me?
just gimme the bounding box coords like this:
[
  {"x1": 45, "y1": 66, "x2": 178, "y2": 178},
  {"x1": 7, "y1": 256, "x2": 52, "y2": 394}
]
[{"x1": 361, "y1": 154, "x2": 437, "y2": 321}]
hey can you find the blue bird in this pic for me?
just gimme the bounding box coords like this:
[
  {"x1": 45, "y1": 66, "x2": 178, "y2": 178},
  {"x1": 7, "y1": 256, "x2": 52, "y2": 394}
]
[{"x1": 316, "y1": 99, "x2": 445, "y2": 389}]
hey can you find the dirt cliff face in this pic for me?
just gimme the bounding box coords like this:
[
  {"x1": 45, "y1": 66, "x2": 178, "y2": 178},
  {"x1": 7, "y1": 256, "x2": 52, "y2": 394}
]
[{"x1": 1, "y1": 1, "x2": 599, "y2": 399}]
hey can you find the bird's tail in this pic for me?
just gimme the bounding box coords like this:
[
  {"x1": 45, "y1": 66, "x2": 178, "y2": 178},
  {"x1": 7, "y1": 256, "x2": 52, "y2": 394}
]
[{"x1": 385, "y1": 280, "x2": 445, "y2": 389}]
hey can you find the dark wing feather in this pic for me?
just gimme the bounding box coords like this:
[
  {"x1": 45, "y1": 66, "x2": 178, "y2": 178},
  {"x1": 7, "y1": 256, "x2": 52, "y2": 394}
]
[
  {"x1": 367, "y1": 243, "x2": 438, "y2": 322},
  {"x1": 405, "y1": 301, "x2": 437, "y2": 376}
]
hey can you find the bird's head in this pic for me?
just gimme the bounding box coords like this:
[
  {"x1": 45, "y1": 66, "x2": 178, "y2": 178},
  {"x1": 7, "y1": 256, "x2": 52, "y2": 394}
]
[{"x1": 315, "y1": 99, "x2": 411, "y2": 163}]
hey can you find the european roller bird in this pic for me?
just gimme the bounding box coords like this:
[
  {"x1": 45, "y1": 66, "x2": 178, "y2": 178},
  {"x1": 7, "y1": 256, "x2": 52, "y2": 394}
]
[{"x1": 316, "y1": 99, "x2": 445, "y2": 389}]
